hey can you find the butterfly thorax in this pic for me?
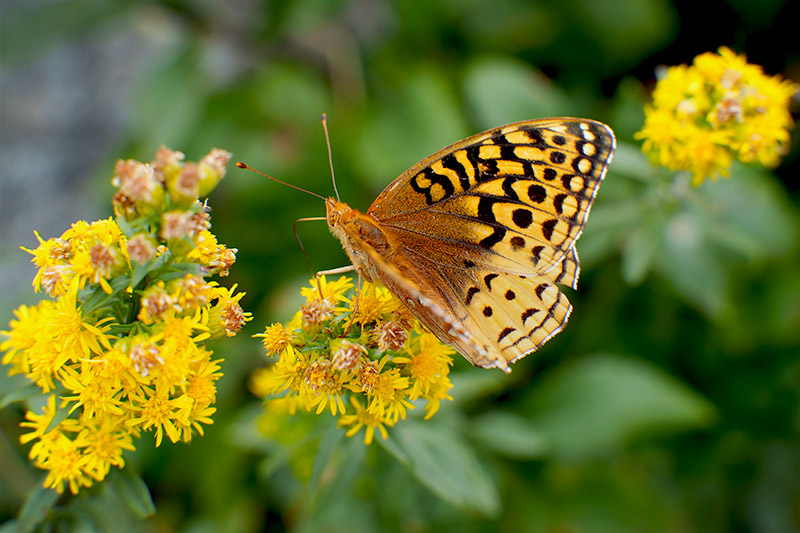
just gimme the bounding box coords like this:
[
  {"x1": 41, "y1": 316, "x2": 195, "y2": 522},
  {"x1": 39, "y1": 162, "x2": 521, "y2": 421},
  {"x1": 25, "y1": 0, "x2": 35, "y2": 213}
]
[{"x1": 326, "y1": 199, "x2": 392, "y2": 284}]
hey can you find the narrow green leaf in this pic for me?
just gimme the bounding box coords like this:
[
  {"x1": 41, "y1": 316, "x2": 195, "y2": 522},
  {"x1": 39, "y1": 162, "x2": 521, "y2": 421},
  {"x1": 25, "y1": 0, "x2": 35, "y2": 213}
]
[
  {"x1": 309, "y1": 420, "x2": 345, "y2": 491},
  {"x1": 108, "y1": 467, "x2": 155, "y2": 519},
  {"x1": 129, "y1": 259, "x2": 156, "y2": 290},
  {"x1": 620, "y1": 217, "x2": 660, "y2": 284},
  {"x1": 149, "y1": 262, "x2": 207, "y2": 282},
  {"x1": 17, "y1": 478, "x2": 59, "y2": 533},
  {"x1": 44, "y1": 400, "x2": 71, "y2": 434},
  {"x1": 377, "y1": 431, "x2": 410, "y2": 465}
]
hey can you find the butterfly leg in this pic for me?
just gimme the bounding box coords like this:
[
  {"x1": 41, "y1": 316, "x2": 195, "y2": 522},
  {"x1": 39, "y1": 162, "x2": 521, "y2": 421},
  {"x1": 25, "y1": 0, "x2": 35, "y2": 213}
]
[
  {"x1": 315, "y1": 265, "x2": 361, "y2": 336},
  {"x1": 342, "y1": 271, "x2": 363, "y2": 337},
  {"x1": 315, "y1": 264, "x2": 357, "y2": 302}
]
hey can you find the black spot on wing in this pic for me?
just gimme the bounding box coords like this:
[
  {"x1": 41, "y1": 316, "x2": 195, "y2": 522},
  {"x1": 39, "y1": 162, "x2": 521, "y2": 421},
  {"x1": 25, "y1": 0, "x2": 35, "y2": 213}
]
[
  {"x1": 542, "y1": 219, "x2": 557, "y2": 241},
  {"x1": 498, "y1": 327, "x2": 516, "y2": 342},
  {"x1": 531, "y1": 245, "x2": 544, "y2": 265},
  {"x1": 524, "y1": 128, "x2": 548, "y2": 148},
  {"x1": 528, "y1": 184, "x2": 546, "y2": 203},
  {"x1": 521, "y1": 308, "x2": 539, "y2": 324},
  {"x1": 550, "y1": 151, "x2": 566, "y2": 164},
  {"x1": 512, "y1": 209, "x2": 533, "y2": 229},
  {"x1": 553, "y1": 193, "x2": 568, "y2": 216},
  {"x1": 510, "y1": 236, "x2": 525, "y2": 249},
  {"x1": 535, "y1": 283, "x2": 548, "y2": 299},
  {"x1": 465, "y1": 287, "x2": 480, "y2": 305}
]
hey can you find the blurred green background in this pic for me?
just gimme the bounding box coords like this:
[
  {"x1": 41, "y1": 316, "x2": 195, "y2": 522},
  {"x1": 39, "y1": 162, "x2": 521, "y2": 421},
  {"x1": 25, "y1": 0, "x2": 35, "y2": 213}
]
[{"x1": 1, "y1": 0, "x2": 799, "y2": 531}]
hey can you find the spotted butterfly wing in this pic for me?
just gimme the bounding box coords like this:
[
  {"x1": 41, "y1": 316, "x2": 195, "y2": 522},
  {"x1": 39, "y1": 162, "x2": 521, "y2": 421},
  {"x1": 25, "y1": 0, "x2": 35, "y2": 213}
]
[{"x1": 327, "y1": 118, "x2": 615, "y2": 372}]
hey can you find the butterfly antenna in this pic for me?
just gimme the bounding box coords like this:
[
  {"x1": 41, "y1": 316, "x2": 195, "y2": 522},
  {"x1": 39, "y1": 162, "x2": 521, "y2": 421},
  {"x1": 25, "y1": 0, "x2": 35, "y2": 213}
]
[
  {"x1": 236, "y1": 162, "x2": 328, "y2": 202},
  {"x1": 293, "y1": 217, "x2": 327, "y2": 297},
  {"x1": 321, "y1": 113, "x2": 340, "y2": 201}
]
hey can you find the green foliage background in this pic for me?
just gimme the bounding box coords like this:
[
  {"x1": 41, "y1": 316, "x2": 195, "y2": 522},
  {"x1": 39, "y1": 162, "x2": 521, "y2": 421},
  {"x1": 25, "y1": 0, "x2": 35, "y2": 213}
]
[{"x1": 1, "y1": 0, "x2": 799, "y2": 531}]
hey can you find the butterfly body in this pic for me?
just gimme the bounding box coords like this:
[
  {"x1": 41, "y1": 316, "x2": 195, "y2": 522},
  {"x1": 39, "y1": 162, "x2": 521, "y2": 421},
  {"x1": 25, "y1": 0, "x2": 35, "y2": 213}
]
[{"x1": 327, "y1": 118, "x2": 615, "y2": 373}]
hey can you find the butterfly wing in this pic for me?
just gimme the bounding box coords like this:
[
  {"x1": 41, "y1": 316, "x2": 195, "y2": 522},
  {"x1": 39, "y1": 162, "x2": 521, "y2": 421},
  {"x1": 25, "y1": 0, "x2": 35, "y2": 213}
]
[
  {"x1": 368, "y1": 118, "x2": 615, "y2": 278},
  {"x1": 365, "y1": 118, "x2": 615, "y2": 370}
]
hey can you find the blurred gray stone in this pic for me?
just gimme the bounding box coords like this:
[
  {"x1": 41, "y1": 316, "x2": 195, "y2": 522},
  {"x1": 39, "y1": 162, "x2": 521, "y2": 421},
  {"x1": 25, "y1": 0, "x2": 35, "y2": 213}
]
[{"x1": 0, "y1": 6, "x2": 175, "y2": 315}]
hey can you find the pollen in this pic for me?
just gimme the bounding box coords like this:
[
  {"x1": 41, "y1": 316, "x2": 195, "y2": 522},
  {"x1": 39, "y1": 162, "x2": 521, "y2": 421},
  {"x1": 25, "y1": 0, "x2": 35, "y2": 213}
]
[
  {"x1": 332, "y1": 340, "x2": 366, "y2": 371},
  {"x1": 127, "y1": 234, "x2": 156, "y2": 264},
  {"x1": 220, "y1": 301, "x2": 246, "y2": 337},
  {"x1": 301, "y1": 297, "x2": 335, "y2": 328},
  {"x1": 374, "y1": 320, "x2": 408, "y2": 351}
]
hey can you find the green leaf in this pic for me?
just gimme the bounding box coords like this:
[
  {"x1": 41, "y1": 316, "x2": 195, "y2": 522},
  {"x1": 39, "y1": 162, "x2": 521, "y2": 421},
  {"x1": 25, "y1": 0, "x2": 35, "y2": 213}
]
[
  {"x1": 447, "y1": 370, "x2": 508, "y2": 407},
  {"x1": 377, "y1": 430, "x2": 410, "y2": 466},
  {"x1": 149, "y1": 262, "x2": 207, "y2": 282},
  {"x1": 394, "y1": 419, "x2": 500, "y2": 516},
  {"x1": 354, "y1": 67, "x2": 468, "y2": 187},
  {"x1": 464, "y1": 57, "x2": 569, "y2": 128},
  {"x1": 524, "y1": 354, "x2": 716, "y2": 459},
  {"x1": 620, "y1": 216, "x2": 661, "y2": 284},
  {"x1": 309, "y1": 420, "x2": 345, "y2": 491},
  {"x1": 17, "y1": 478, "x2": 59, "y2": 533},
  {"x1": 129, "y1": 259, "x2": 156, "y2": 291},
  {"x1": 470, "y1": 412, "x2": 551, "y2": 459},
  {"x1": 108, "y1": 467, "x2": 155, "y2": 519},
  {"x1": 698, "y1": 166, "x2": 798, "y2": 259},
  {"x1": 0, "y1": 372, "x2": 40, "y2": 409},
  {"x1": 44, "y1": 398, "x2": 71, "y2": 434},
  {"x1": 657, "y1": 211, "x2": 729, "y2": 316},
  {"x1": 0, "y1": 520, "x2": 19, "y2": 533}
]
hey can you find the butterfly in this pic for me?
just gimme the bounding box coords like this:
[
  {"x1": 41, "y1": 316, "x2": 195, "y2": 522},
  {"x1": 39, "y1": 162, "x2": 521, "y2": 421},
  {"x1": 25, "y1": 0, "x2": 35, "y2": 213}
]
[{"x1": 323, "y1": 118, "x2": 615, "y2": 373}]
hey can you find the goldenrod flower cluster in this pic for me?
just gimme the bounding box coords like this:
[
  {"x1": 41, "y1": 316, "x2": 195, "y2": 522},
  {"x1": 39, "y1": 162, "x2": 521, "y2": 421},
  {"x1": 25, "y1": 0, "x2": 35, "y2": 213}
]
[
  {"x1": 1, "y1": 147, "x2": 251, "y2": 495},
  {"x1": 251, "y1": 276, "x2": 454, "y2": 445},
  {"x1": 636, "y1": 46, "x2": 798, "y2": 185}
]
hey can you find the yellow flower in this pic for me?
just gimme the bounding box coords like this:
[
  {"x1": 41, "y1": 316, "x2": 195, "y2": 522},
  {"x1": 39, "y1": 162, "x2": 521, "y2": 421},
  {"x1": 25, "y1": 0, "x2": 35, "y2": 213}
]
[
  {"x1": 19, "y1": 397, "x2": 92, "y2": 495},
  {"x1": 394, "y1": 328, "x2": 454, "y2": 401},
  {"x1": 19, "y1": 396, "x2": 62, "y2": 446},
  {"x1": 636, "y1": 46, "x2": 798, "y2": 185},
  {"x1": 125, "y1": 385, "x2": 192, "y2": 447},
  {"x1": 365, "y1": 367, "x2": 412, "y2": 423},
  {"x1": 301, "y1": 358, "x2": 348, "y2": 415},
  {"x1": 254, "y1": 323, "x2": 291, "y2": 355},
  {"x1": 338, "y1": 396, "x2": 391, "y2": 445},
  {"x1": 300, "y1": 275, "x2": 353, "y2": 303},
  {"x1": 253, "y1": 276, "x2": 454, "y2": 445},
  {"x1": 77, "y1": 418, "x2": 135, "y2": 480},
  {"x1": 207, "y1": 284, "x2": 252, "y2": 338},
  {"x1": 4, "y1": 282, "x2": 113, "y2": 392},
  {"x1": 343, "y1": 282, "x2": 395, "y2": 325},
  {"x1": 4, "y1": 145, "x2": 242, "y2": 496},
  {"x1": 40, "y1": 432, "x2": 93, "y2": 495}
]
